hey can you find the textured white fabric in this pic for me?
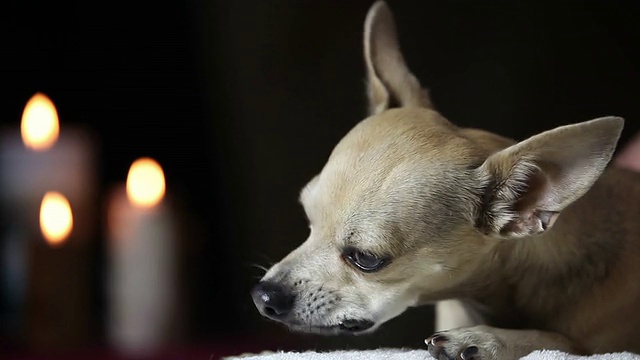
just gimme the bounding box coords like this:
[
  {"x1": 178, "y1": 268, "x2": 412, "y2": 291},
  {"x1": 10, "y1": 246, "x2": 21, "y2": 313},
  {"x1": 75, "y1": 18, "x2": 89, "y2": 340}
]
[
  {"x1": 520, "y1": 350, "x2": 640, "y2": 360},
  {"x1": 225, "y1": 349, "x2": 640, "y2": 360}
]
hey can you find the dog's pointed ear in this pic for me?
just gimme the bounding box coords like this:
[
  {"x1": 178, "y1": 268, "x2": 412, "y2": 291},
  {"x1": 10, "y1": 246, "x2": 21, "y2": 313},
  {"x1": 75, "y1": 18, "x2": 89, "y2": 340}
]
[
  {"x1": 364, "y1": 1, "x2": 433, "y2": 115},
  {"x1": 475, "y1": 116, "x2": 624, "y2": 238}
]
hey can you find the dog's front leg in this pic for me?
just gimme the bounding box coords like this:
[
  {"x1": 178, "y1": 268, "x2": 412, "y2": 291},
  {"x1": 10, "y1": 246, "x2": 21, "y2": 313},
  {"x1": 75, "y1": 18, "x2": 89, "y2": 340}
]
[
  {"x1": 435, "y1": 300, "x2": 478, "y2": 331},
  {"x1": 425, "y1": 325, "x2": 583, "y2": 360}
]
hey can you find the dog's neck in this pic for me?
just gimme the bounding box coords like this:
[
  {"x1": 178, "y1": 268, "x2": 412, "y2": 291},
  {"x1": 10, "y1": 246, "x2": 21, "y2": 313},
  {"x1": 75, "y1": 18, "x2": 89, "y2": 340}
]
[{"x1": 441, "y1": 167, "x2": 640, "y2": 329}]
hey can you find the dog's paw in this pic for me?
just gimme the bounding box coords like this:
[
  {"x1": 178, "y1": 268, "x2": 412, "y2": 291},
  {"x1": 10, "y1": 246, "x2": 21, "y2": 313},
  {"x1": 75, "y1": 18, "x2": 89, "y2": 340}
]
[{"x1": 425, "y1": 326, "x2": 504, "y2": 360}]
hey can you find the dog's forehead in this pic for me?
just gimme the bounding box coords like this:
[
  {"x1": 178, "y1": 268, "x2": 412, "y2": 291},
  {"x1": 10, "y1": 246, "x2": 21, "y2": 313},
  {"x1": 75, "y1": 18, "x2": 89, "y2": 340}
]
[
  {"x1": 300, "y1": 108, "x2": 478, "y2": 237},
  {"x1": 317, "y1": 108, "x2": 477, "y2": 192},
  {"x1": 330, "y1": 108, "x2": 463, "y2": 163}
]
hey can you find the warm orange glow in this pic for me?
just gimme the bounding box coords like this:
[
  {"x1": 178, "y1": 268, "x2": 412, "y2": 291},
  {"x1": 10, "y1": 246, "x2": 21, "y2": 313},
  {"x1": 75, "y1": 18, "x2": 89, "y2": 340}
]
[
  {"x1": 21, "y1": 93, "x2": 60, "y2": 151},
  {"x1": 126, "y1": 157, "x2": 166, "y2": 208},
  {"x1": 40, "y1": 192, "x2": 73, "y2": 246}
]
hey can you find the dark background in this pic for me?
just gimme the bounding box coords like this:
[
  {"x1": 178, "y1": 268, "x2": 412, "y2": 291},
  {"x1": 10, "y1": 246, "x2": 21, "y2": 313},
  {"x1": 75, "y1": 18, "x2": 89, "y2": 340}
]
[{"x1": 1, "y1": 0, "x2": 639, "y2": 357}]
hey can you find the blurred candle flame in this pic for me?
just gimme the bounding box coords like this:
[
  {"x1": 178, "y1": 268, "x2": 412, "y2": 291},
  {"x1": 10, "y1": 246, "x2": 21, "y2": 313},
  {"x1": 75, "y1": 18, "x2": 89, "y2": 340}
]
[
  {"x1": 21, "y1": 92, "x2": 60, "y2": 151},
  {"x1": 126, "y1": 158, "x2": 166, "y2": 208},
  {"x1": 40, "y1": 192, "x2": 73, "y2": 246}
]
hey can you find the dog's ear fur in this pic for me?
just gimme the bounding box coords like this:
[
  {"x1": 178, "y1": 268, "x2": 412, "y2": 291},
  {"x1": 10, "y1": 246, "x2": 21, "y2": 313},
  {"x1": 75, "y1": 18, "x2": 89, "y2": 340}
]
[
  {"x1": 475, "y1": 116, "x2": 624, "y2": 238},
  {"x1": 364, "y1": 1, "x2": 433, "y2": 115}
]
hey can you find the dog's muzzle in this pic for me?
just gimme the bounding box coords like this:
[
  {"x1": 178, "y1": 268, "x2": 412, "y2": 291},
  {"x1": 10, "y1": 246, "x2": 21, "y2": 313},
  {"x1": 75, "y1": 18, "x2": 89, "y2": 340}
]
[{"x1": 251, "y1": 281, "x2": 375, "y2": 335}]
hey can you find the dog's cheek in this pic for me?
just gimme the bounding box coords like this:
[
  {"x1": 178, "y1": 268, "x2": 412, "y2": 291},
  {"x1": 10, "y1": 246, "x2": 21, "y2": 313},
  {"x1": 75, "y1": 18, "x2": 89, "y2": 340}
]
[{"x1": 365, "y1": 284, "x2": 418, "y2": 324}]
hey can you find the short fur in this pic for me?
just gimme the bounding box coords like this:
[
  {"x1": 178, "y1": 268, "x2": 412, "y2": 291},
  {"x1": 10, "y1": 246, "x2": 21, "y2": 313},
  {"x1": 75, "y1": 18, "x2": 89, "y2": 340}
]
[{"x1": 252, "y1": 2, "x2": 640, "y2": 359}]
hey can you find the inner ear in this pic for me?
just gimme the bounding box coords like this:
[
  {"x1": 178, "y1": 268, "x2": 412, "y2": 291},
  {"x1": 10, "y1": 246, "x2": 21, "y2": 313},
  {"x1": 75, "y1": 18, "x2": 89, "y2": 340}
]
[
  {"x1": 476, "y1": 161, "x2": 559, "y2": 238},
  {"x1": 497, "y1": 166, "x2": 559, "y2": 237}
]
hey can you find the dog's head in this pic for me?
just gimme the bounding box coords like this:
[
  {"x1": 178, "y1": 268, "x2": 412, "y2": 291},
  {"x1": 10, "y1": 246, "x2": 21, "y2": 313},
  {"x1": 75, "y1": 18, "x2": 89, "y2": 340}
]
[{"x1": 251, "y1": 1, "x2": 623, "y2": 335}]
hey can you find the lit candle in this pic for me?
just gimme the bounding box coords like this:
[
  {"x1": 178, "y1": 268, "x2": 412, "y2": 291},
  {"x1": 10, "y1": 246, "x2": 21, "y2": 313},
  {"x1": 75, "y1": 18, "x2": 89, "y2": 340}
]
[
  {"x1": 25, "y1": 191, "x2": 93, "y2": 350},
  {"x1": 0, "y1": 93, "x2": 97, "y2": 348},
  {"x1": 107, "y1": 157, "x2": 179, "y2": 356},
  {"x1": 0, "y1": 93, "x2": 96, "y2": 204},
  {"x1": 39, "y1": 191, "x2": 74, "y2": 246}
]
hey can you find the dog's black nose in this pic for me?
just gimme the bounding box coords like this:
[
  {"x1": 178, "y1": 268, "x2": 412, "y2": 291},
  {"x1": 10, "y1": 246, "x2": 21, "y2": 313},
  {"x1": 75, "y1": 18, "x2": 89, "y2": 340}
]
[{"x1": 251, "y1": 281, "x2": 295, "y2": 319}]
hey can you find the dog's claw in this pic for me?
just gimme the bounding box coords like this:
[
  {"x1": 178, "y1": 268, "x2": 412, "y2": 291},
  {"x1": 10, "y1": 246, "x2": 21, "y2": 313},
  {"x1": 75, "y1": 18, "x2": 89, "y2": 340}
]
[
  {"x1": 425, "y1": 334, "x2": 448, "y2": 359},
  {"x1": 426, "y1": 333, "x2": 482, "y2": 360},
  {"x1": 460, "y1": 346, "x2": 478, "y2": 360},
  {"x1": 425, "y1": 334, "x2": 447, "y2": 347}
]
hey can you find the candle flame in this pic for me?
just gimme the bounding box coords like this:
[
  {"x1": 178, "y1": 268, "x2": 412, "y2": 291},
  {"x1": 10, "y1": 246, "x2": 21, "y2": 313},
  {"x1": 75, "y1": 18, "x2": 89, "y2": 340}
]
[
  {"x1": 126, "y1": 157, "x2": 166, "y2": 208},
  {"x1": 21, "y1": 93, "x2": 60, "y2": 151},
  {"x1": 40, "y1": 192, "x2": 73, "y2": 246}
]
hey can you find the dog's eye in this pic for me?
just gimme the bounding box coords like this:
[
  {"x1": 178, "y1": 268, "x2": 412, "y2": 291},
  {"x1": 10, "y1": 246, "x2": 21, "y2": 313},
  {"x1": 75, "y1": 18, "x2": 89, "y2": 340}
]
[{"x1": 344, "y1": 248, "x2": 388, "y2": 273}]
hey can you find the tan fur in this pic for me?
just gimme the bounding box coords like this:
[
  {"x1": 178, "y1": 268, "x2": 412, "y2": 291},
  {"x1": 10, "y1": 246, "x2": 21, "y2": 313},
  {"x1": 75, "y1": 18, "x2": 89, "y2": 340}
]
[{"x1": 253, "y1": 2, "x2": 640, "y2": 359}]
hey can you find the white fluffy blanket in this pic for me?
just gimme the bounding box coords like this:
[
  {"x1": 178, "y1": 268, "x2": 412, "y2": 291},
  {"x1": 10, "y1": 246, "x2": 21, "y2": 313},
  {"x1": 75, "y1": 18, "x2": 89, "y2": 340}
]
[{"x1": 225, "y1": 349, "x2": 640, "y2": 360}]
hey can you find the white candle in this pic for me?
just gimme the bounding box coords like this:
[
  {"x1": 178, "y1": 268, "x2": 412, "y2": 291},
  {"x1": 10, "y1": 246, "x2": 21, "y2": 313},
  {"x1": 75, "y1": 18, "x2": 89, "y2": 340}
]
[
  {"x1": 0, "y1": 93, "x2": 96, "y2": 347},
  {"x1": 107, "y1": 157, "x2": 178, "y2": 356},
  {"x1": 0, "y1": 93, "x2": 96, "y2": 209}
]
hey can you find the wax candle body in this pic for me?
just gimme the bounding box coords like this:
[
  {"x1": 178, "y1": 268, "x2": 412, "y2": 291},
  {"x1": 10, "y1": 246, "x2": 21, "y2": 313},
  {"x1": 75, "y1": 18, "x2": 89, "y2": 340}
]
[
  {"x1": 107, "y1": 185, "x2": 179, "y2": 355},
  {"x1": 0, "y1": 127, "x2": 97, "y2": 349},
  {"x1": 0, "y1": 128, "x2": 96, "y2": 210}
]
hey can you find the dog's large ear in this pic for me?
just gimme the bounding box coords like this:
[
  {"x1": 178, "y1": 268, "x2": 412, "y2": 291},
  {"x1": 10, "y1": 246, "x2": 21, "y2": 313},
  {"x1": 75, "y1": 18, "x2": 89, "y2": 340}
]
[
  {"x1": 364, "y1": 1, "x2": 433, "y2": 115},
  {"x1": 475, "y1": 116, "x2": 624, "y2": 238}
]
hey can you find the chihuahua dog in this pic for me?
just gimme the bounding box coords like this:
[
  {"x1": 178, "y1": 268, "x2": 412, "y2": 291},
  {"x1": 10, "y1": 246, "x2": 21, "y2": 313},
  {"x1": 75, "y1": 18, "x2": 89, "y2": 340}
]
[{"x1": 251, "y1": 2, "x2": 640, "y2": 359}]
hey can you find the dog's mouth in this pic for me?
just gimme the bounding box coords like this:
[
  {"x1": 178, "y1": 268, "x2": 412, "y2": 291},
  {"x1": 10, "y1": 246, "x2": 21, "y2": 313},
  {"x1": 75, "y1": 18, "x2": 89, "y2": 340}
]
[{"x1": 286, "y1": 319, "x2": 375, "y2": 336}]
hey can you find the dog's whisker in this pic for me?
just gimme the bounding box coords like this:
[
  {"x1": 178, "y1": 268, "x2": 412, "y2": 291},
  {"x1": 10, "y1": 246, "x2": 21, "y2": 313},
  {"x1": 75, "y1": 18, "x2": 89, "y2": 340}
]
[{"x1": 249, "y1": 263, "x2": 270, "y2": 273}]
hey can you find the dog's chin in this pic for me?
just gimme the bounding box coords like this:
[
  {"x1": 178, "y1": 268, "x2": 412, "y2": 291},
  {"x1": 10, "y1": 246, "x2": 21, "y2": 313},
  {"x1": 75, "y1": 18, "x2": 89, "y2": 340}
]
[{"x1": 285, "y1": 319, "x2": 377, "y2": 336}]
